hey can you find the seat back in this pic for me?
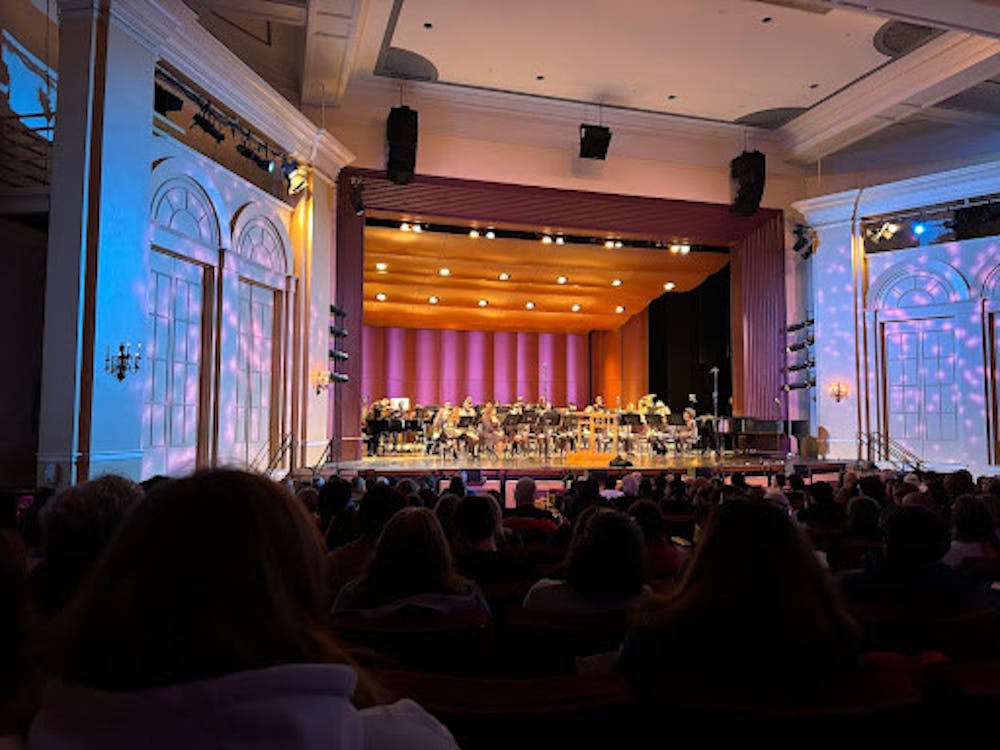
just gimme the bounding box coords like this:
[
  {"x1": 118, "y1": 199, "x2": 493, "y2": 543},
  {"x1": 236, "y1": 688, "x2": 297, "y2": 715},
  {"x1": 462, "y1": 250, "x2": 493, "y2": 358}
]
[{"x1": 849, "y1": 602, "x2": 1000, "y2": 658}]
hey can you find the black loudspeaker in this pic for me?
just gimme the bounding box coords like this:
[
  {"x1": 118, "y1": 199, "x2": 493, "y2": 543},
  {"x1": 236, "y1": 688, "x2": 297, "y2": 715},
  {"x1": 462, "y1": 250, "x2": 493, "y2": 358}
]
[
  {"x1": 730, "y1": 150, "x2": 766, "y2": 216},
  {"x1": 386, "y1": 105, "x2": 418, "y2": 184},
  {"x1": 579, "y1": 124, "x2": 611, "y2": 160}
]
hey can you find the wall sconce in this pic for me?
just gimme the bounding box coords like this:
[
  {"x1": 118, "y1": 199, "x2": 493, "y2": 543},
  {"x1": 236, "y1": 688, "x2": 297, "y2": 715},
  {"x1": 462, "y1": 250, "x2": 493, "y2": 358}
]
[
  {"x1": 105, "y1": 343, "x2": 141, "y2": 381},
  {"x1": 314, "y1": 370, "x2": 331, "y2": 395},
  {"x1": 828, "y1": 381, "x2": 849, "y2": 403}
]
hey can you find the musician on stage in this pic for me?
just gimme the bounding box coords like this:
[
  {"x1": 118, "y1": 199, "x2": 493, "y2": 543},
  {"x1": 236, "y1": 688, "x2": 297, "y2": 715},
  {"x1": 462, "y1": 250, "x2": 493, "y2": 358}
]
[
  {"x1": 679, "y1": 407, "x2": 699, "y2": 454},
  {"x1": 477, "y1": 401, "x2": 505, "y2": 459}
]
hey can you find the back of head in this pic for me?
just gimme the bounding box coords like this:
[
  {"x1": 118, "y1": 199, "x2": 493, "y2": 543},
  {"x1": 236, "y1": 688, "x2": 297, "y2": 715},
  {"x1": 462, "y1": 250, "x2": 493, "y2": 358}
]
[
  {"x1": 628, "y1": 499, "x2": 664, "y2": 543},
  {"x1": 621, "y1": 473, "x2": 640, "y2": 498},
  {"x1": 953, "y1": 495, "x2": 998, "y2": 545},
  {"x1": 636, "y1": 500, "x2": 858, "y2": 676},
  {"x1": 857, "y1": 475, "x2": 886, "y2": 505},
  {"x1": 883, "y1": 505, "x2": 950, "y2": 564},
  {"x1": 317, "y1": 477, "x2": 352, "y2": 526},
  {"x1": 454, "y1": 495, "x2": 498, "y2": 544},
  {"x1": 357, "y1": 482, "x2": 405, "y2": 538},
  {"x1": 846, "y1": 496, "x2": 881, "y2": 539},
  {"x1": 514, "y1": 477, "x2": 536, "y2": 507},
  {"x1": 355, "y1": 507, "x2": 465, "y2": 606},
  {"x1": 448, "y1": 474, "x2": 466, "y2": 497},
  {"x1": 50, "y1": 469, "x2": 341, "y2": 691},
  {"x1": 433, "y1": 492, "x2": 462, "y2": 541},
  {"x1": 566, "y1": 509, "x2": 645, "y2": 601},
  {"x1": 809, "y1": 481, "x2": 835, "y2": 506}
]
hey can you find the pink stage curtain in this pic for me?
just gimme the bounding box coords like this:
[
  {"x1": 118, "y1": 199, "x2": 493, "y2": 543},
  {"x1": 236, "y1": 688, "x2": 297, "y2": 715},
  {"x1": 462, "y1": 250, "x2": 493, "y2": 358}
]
[
  {"x1": 731, "y1": 214, "x2": 785, "y2": 419},
  {"x1": 363, "y1": 326, "x2": 590, "y2": 407}
]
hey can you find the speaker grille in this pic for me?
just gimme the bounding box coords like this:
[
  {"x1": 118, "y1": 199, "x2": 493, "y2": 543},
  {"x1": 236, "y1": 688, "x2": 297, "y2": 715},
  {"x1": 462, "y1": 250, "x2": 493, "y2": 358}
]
[{"x1": 386, "y1": 106, "x2": 418, "y2": 185}]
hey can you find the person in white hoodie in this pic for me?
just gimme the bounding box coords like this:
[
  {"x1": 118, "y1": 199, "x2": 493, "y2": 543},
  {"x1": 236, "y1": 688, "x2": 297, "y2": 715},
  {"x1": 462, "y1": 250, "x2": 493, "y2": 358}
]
[{"x1": 27, "y1": 469, "x2": 458, "y2": 750}]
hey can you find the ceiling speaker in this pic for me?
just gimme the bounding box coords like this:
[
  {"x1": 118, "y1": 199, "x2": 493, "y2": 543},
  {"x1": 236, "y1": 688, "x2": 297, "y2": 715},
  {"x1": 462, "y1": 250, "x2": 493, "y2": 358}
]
[
  {"x1": 730, "y1": 150, "x2": 766, "y2": 216},
  {"x1": 579, "y1": 124, "x2": 611, "y2": 160},
  {"x1": 386, "y1": 106, "x2": 418, "y2": 185}
]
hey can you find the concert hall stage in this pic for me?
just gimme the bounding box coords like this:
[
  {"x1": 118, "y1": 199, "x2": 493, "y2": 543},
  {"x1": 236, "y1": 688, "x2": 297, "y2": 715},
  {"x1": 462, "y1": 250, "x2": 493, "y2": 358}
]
[{"x1": 329, "y1": 452, "x2": 851, "y2": 484}]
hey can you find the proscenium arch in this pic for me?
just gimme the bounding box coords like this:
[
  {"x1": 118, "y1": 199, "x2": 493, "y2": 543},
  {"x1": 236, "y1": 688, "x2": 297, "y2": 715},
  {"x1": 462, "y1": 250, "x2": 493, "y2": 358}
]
[{"x1": 867, "y1": 261, "x2": 972, "y2": 309}]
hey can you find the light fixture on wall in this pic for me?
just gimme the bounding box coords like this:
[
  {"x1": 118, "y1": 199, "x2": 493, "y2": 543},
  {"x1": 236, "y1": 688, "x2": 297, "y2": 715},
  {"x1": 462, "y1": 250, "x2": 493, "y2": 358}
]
[
  {"x1": 828, "y1": 381, "x2": 849, "y2": 403},
  {"x1": 105, "y1": 343, "x2": 141, "y2": 381},
  {"x1": 314, "y1": 370, "x2": 332, "y2": 395}
]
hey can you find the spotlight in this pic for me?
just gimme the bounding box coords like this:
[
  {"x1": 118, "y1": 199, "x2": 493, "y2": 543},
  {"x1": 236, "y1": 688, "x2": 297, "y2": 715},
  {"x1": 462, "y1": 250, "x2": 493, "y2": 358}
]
[
  {"x1": 556, "y1": 276, "x2": 568, "y2": 284},
  {"x1": 541, "y1": 235, "x2": 553, "y2": 244},
  {"x1": 400, "y1": 222, "x2": 412, "y2": 232},
  {"x1": 525, "y1": 301, "x2": 536, "y2": 310},
  {"x1": 792, "y1": 224, "x2": 811, "y2": 253},
  {"x1": 485, "y1": 229, "x2": 496, "y2": 239},
  {"x1": 604, "y1": 240, "x2": 615, "y2": 249},
  {"x1": 615, "y1": 305, "x2": 625, "y2": 314},
  {"x1": 284, "y1": 159, "x2": 308, "y2": 196},
  {"x1": 237, "y1": 142, "x2": 274, "y2": 172},
  {"x1": 663, "y1": 282, "x2": 676, "y2": 291},
  {"x1": 579, "y1": 123, "x2": 611, "y2": 160},
  {"x1": 611, "y1": 279, "x2": 622, "y2": 287},
  {"x1": 375, "y1": 262, "x2": 388, "y2": 272},
  {"x1": 438, "y1": 268, "x2": 451, "y2": 276},
  {"x1": 498, "y1": 272, "x2": 511, "y2": 281},
  {"x1": 349, "y1": 177, "x2": 365, "y2": 216},
  {"x1": 571, "y1": 303, "x2": 582, "y2": 312},
  {"x1": 428, "y1": 296, "x2": 439, "y2": 304},
  {"x1": 785, "y1": 337, "x2": 815, "y2": 353},
  {"x1": 154, "y1": 84, "x2": 182, "y2": 116},
  {"x1": 469, "y1": 229, "x2": 480, "y2": 238},
  {"x1": 914, "y1": 223, "x2": 926, "y2": 236},
  {"x1": 412, "y1": 223, "x2": 423, "y2": 233},
  {"x1": 192, "y1": 111, "x2": 225, "y2": 143},
  {"x1": 555, "y1": 235, "x2": 565, "y2": 245},
  {"x1": 478, "y1": 299, "x2": 489, "y2": 307},
  {"x1": 375, "y1": 292, "x2": 387, "y2": 301},
  {"x1": 678, "y1": 244, "x2": 690, "y2": 255}
]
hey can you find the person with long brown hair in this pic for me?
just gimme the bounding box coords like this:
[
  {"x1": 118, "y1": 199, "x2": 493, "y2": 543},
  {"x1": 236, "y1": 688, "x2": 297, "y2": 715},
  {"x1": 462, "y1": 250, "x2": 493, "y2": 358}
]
[
  {"x1": 620, "y1": 499, "x2": 861, "y2": 689},
  {"x1": 333, "y1": 507, "x2": 490, "y2": 616},
  {"x1": 28, "y1": 469, "x2": 457, "y2": 750}
]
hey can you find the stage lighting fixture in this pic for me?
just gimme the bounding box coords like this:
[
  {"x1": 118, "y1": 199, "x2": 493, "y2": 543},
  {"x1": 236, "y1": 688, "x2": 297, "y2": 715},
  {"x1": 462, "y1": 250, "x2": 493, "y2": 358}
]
[
  {"x1": 579, "y1": 124, "x2": 611, "y2": 160},
  {"x1": 541, "y1": 235, "x2": 553, "y2": 244},
  {"x1": 571, "y1": 304, "x2": 582, "y2": 312},
  {"x1": 787, "y1": 360, "x2": 815, "y2": 372},
  {"x1": 328, "y1": 349, "x2": 350, "y2": 361},
  {"x1": 914, "y1": 223, "x2": 926, "y2": 235},
  {"x1": 498, "y1": 272, "x2": 511, "y2": 281},
  {"x1": 477, "y1": 299, "x2": 489, "y2": 307},
  {"x1": 154, "y1": 84, "x2": 183, "y2": 116},
  {"x1": 555, "y1": 236, "x2": 565, "y2": 245},
  {"x1": 663, "y1": 282, "x2": 676, "y2": 291},
  {"x1": 485, "y1": 229, "x2": 496, "y2": 239},
  {"x1": 525, "y1": 301, "x2": 536, "y2": 310},
  {"x1": 556, "y1": 276, "x2": 568, "y2": 284},
  {"x1": 615, "y1": 306, "x2": 625, "y2": 314},
  {"x1": 438, "y1": 268, "x2": 451, "y2": 276},
  {"x1": 412, "y1": 223, "x2": 423, "y2": 233},
  {"x1": 284, "y1": 160, "x2": 308, "y2": 196},
  {"x1": 329, "y1": 372, "x2": 350, "y2": 383},
  {"x1": 192, "y1": 111, "x2": 225, "y2": 143},
  {"x1": 375, "y1": 293, "x2": 387, "y2": 301},
  {"x1": 611, "y1": 279, "x2": 622, "y2": 287},
  {"x1": 469, "y1": 229, "x2": 480, "y2": 238},
  {"x1": 792, "y1": 224, "x2": 811, "y2": 253},
  {"x1": 329, "y1": 304, "x2": 348, "y2": 317},
  {"x1": 428, "y1": 296, "x2": 439, "y2": 304},
  {"x1": 400, "y1": 222, "x2": 412, "y2": 232},
  {"x1": 604, "y1": 240, "x2": 615, "y2": 249},
  {"x1": 349, "y1": 177, "x2": 365, "y2": 216},
  {"x1": 237, "y1": 142, "x2": 274, "y2": 172},
  {"x1": 785, "y1": 337, "x2": 815, "y2": 353},
  {"x1": 329, "y1": 324, "x2": 349, "y2": 337},
  {"x1": 375, "y1": 262, "x2": 388, "y2": 272}
]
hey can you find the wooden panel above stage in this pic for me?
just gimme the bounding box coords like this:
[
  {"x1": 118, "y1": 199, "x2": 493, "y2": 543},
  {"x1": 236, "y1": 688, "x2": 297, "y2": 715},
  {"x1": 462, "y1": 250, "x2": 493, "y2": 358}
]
[{"x1": 362, "y1": 226, "x2": 729, "y2": 334}]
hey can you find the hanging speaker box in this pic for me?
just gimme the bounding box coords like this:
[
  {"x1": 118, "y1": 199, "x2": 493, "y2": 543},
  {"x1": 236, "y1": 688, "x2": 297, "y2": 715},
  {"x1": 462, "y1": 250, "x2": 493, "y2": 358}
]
[
  {"x1": 730, "y1": 150, "x2": 766, "y2": 216},
  {"x1": 386, "y1": 106, "x2": 418, "y2": 184}
]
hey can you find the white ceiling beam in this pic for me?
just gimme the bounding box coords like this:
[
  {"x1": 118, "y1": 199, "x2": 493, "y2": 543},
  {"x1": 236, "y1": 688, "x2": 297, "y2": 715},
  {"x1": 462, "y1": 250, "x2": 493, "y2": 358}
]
[
  {"x1": 300, "y1": 0, "x2": 369, "y2": 106},
  {"x1": 189, "y1": 0, "x2": 308, "y2": 26},
  {"x1": 807, "y1": 1, "x2": 1000, "y2": 39},
  {"x1": 781, "y1": 31, "x2": 1000, "y2": 163}
]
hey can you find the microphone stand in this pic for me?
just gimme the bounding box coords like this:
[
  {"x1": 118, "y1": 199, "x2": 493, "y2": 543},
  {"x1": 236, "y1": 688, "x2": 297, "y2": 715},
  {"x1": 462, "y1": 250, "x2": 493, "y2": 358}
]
[{"x1": 710, "y1": 366, "x2": 720, "y2": 455}]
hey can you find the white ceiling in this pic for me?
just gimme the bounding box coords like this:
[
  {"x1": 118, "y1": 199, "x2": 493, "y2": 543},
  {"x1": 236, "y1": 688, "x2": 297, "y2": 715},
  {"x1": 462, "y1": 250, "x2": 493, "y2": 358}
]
[{"x1": 388, "y1": 0, "x2": 891, "y2": 123}]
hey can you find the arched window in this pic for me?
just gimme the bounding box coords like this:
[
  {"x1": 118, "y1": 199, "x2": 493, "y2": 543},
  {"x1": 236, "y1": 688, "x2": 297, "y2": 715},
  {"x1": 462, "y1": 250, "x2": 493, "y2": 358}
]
[
  {"x1": 868, "y1": 262, "x2": 970, "y2": 309},
  {"x1": 151, "y1": 177, "x2": 220, "y2": 247},
  {"x1": 236, "y1": 216, "x2": 287, "y2": 274}
]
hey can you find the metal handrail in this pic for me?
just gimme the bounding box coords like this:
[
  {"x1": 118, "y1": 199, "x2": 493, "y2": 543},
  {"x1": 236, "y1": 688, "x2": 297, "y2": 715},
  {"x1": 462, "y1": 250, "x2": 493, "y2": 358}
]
[
  {"x1": 265, "y1": 432, "x2": 295, "y2": 473},
  {"x1": 866, "y1": 431, "x2": 924, "y2": 472}
]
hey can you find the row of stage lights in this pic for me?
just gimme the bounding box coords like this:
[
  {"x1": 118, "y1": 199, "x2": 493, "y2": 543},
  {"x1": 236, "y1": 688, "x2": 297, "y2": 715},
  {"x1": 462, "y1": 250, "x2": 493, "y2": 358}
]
[
  {"x1": 389, "y1": 218, "x2": 695, "y2": 254},
  {"x1": 155, "y1": 71, "x2": 308, "y2": 195},
  {"x1": 371, "y1": 290, "x2": 629, "y2": 314}
]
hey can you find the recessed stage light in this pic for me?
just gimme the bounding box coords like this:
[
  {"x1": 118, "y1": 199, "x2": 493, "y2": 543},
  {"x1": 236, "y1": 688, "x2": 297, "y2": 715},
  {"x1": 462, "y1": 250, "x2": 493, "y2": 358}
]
[
  {"x1": 428, "y1": 296, "x2": 439, "y2": 304},
  {"x1": 375, "y1": 262, "x2": 388, "y2": 272},
  {"x1": 478, "y1": 299, "x2": 489, "y2": 307},
  {"x1": 611, "y1": 279, "x2": 623, "y2": 287},
  {"x1": 664, "y1": 282, "x2": 676, "y2": 291},
  {"x1": 616, "y1": 305, "x2": 626, "y2": 314},
  {"x1": 439, "y1": 268, "x2": 451, "y2": 276},
  {"x1": 400, "y1": 222, "x2": 411, "y2": 232},
  {"x1": 571, "y1": 303, "x2": 582, "y2": 312},
  {"x1": 615, "y1": 240, "x2": 623, "y2": 249},
  {"x1": 375, "y1": 292, "x2": 387, "y2": 301},
  {"x1": 469, "y1": 229, "x2": 480, "y2": 238},
  {"x1": 412, "y1": 223, "x2": 423, "y2": 233},
  {"x1": 604, "y1": 240, "x2": 615, "y2": 249},
  {"x1": 541, "y1": 235, "x2": 553, "y2": 244},
  {"x1": 525, "y1": 301, "x2": 536, "y2": 310},
  {"x1": 556, "y1": 275, "x2": 568, "y2": 284},
  {"x1": 679, "y1": 244, "x2": 690, "y2": 255},
  {"x1": 485, "y1": 229, "x2": 496, "y2": 240},
  {"x1": 498, "y1": 272, "x2": 511, "y2": 281},
  {"x1": 555, "y1": 236, "x2": 565, "y2": 245}
]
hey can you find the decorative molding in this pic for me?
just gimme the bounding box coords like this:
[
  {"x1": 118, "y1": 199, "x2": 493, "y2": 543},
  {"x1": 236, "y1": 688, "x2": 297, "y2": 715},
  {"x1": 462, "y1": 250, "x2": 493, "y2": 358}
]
[
  {"x1": 794, "y1": 157, "x2": 1000, "y2": 227},
  {"x1": 868, "y1": 261, "x2": 972, "y2": 309},
  {"x1": 783, "y1": 32, "x2": 1000, "y2": 163},
  {"x1": 123, "y1": 0, "x2": 355, "y2": 177}
]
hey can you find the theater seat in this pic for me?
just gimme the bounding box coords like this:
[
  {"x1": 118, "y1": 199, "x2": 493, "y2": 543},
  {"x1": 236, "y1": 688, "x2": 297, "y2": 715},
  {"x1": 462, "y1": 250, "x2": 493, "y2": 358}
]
[
  {"x1": 959, "y1": 555, "x2": 1000, "y2": 583},
  {"x1": 923, "y1": 659, "x2": 1000, "y2": 743},
  {"x1": 330, "y1": 608, "x2": 492, "y2": 675},
  {"x1": 377, "y1": 669, "x2": 637, "y2": 750},
  {"x1": 848, "y1": 602, "x2": 1000, "y2": 658}
]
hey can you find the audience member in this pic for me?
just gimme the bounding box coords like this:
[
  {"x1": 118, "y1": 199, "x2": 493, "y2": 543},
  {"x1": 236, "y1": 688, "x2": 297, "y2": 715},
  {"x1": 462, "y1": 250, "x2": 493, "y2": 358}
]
[
  {"x1": 628, "y1": 500, "x2": 682, "y2": 580},
  {"x1": 333, "y1": 508, "x2": 490, "y2": 617},
  {"x1": 942, "y1": 495, "x2": 1000, "y2": 567},
  {"x1": 453, "y1": 495, "x2": 535, "y2": 585},
  {"x1": 30, "y1": 476, "x2": 143, "y2": 619},
  {"x1": 796, "y1": 481, "x2": 846, "y2": 527},
  {"x1": 326, "y1": 484, "x2": 404, "y2": 599},
  {"x1": 31, "y1": 469, "x2": 457, "y2": 749},
  {"x1": 839, "y1": 505, "x2": 986, "y2": 610},
  {"x1": 432, "y1": 493, "x2": 462, "y2": 542},
  {"x1": 318, "y1": 478, "x2": 358, "y2": 551},
  {"x1": 523, "y1": 509, "x2": 648, "y2": 613},
  {"x1": 621, "y1": 500, "x2": 860, "y2": 690}
]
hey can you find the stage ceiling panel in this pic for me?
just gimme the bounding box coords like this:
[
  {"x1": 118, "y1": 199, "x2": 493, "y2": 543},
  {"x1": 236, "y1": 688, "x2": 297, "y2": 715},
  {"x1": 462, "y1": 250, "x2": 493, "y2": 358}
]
[{"x1": 362, "y1": 225, "x2": 730, "y2": 333}]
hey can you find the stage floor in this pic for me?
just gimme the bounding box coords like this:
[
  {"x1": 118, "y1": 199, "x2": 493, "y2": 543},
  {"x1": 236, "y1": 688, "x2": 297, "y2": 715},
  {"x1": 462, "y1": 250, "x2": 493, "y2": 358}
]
[{"x1": 329, "y1": 451, "x2": 850, "y2": 480}]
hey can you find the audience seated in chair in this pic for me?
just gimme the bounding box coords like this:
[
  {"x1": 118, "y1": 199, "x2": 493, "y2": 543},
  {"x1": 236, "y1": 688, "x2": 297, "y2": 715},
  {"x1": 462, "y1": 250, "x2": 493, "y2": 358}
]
[
  {"x1": 523, "y1": 508, "x2": 648, "y2": 614},
  {"x1": 29, "y1": 469, "x2": 458, "y2": 750},
  {"x1": 29, "y1": 475, "x2": 143, "y2": 619},
  {"x1": 333, "y1": 507, "x2": 490, "y2": 618},
  {"x1": 942, "y1": 494, "x2": 1000, "y2": 568},
  {"x1": 327, "y1": 483, "x2": 405, "y2": 600},
  {"x1": 319, "y1": 477, "x2": 358, "y2": 552},
  {"x1": 453, "y1": 495, "x2": 536, "y2": 586},
  {"x1": 627, "y1": 500, "x2": 682, "y2": 581},
  {"x1": 620, "y1": 499, "x2": 861, "y2": 692}
]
